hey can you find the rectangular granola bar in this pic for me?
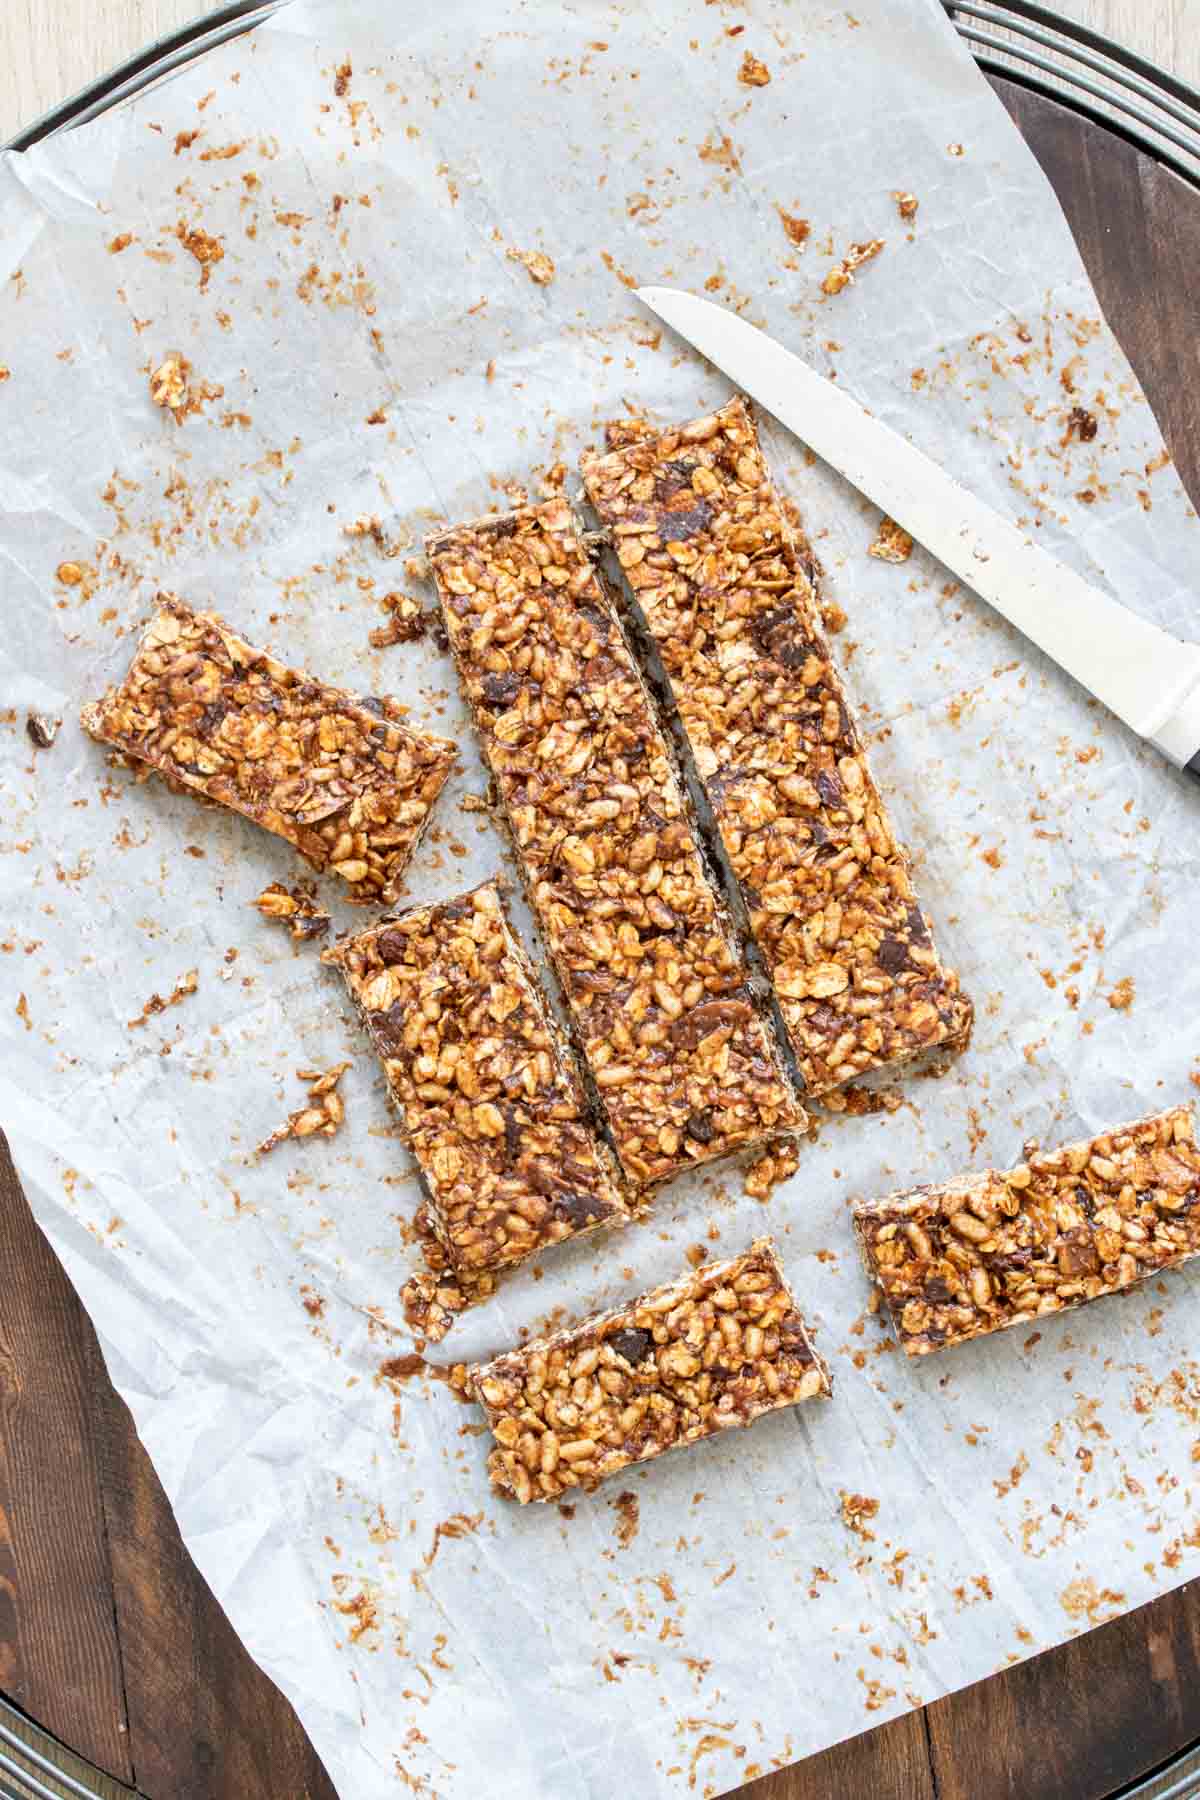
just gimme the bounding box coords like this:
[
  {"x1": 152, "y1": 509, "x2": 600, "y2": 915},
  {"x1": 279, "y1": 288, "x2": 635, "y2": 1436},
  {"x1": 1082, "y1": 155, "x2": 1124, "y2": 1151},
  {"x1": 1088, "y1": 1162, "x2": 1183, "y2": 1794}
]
[
  {"x1": 82, "y1": 595, "x2": 455, "y2": 905},
  {"x1": 582, "y1": 397, "x2": 971, "y2": 1096},
  {"x1": 428, "y1": 498, "x2": 805, "y2": 1188},
  {"x1": 470, "y1": 1235, "x2": 830, "y2": 1502},
  {"x1": 323, "y1": 880, "x2": 629, "y2": 1277},
  {"x1": 854, "y1": 1105, "x2": 1200, "y2": 1356}
]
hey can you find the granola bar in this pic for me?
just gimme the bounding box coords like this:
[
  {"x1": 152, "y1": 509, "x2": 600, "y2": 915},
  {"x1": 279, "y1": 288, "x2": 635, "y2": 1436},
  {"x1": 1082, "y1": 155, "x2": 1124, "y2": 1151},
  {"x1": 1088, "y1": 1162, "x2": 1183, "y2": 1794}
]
[
  {"x1": 470, "y1": 1236, "x2": 830, "y2": 1502},
  {"x1": 428, "y1": 498, "x2": 805, "y2": 1188},
  {"x1": 323, "y1": 881, "x2": 629, "y2": 1276},
  {"x1": 854, "y1": 1105, "x2": 1200, "y2": 1356},
  {"x1": 82, "y1": 595, "x2": 455, "y2": 904},
  {"x1": 581, "y1": 397, "x2": 971, "y2": 1096}
]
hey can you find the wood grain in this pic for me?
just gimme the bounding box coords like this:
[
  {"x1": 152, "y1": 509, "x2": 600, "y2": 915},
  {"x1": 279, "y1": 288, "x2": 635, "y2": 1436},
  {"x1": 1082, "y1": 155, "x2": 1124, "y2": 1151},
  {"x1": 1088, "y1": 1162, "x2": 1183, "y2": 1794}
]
[
  {"x1": 86, "y1": 1333, "x2": 337, "y2": 1800},
  {"x1": 0, "y1": 1138, "x2": 132, "y2": 1783}
]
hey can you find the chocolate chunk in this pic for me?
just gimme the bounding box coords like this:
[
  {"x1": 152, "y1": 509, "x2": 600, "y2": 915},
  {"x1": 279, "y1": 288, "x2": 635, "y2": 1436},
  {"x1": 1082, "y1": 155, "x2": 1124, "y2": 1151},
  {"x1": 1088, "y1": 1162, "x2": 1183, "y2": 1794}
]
[
  {"x1": 554, "y1": 1191, "x2": 603, "y2": 1228},
  {"x1": 654, "y1": 458, "x2": 698, "y2": 500},
  {"x1": 658, "y1": 499, "x2": 713, "y2": 542},
  {"x1": 25, "y1": 712, "x2": 60, "y2": 749},
  {"x1": 685, "y1": 1110, "x2": 716, "y2": 1144},
  {"x1": 375, "y1": 927, "x2": 408, "y2": 965},
  {"x1": 482, "y1": 671, "x2": 521, "y2": 709},
  {"x1": 607, "y1": 1327, "x2": 654, "y2": 1366},
  {"x1": 293, "y1": 911, "x2": 331, "y2": 941},
  {"x1": 924, "y1": 1276, "x2": 955, "y2": 1303},
  {"x1": 672, "y1": 995, "x2": 753, "y2": 1051},
  {"x1": 814, "y1": 768, "x2": 842, "y2": 809},
  {"x1": 502, "y1": 1105, "x2": 522, "y2": 1170},
  {"x1": 1057, "y1": 1227, "x2": 1099, "y2": 1277},
  {"x1": 750, "y1": 604, "x2": 812, "y2": 670},
  {"x1": 877, "y1": 936, "x2": 911, "y2": 975},
  {"x1": 904, "y1": 904, "x2": 932, "y2": 947},
  {"x1": 199, "y1": 700, "x2": 229, "y2": 736},
  {"x1": 371, "y1": 998, "x2": 408, "y2": 1056}
]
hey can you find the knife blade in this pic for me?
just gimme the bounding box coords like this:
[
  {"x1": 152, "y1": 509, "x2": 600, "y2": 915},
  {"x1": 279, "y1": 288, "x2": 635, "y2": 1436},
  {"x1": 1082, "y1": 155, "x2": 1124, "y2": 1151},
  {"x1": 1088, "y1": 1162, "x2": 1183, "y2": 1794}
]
[{"x1": 636, "y1": 285, "x2": 1200, "y2": 779}]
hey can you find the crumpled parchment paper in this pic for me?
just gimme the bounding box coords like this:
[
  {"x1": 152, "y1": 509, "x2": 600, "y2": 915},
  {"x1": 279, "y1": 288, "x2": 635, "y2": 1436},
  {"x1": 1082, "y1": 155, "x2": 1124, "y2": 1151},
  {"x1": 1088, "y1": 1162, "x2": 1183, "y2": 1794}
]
[{"x1": 2, "y1": 2, "x2": 1199, "y2": 1795}]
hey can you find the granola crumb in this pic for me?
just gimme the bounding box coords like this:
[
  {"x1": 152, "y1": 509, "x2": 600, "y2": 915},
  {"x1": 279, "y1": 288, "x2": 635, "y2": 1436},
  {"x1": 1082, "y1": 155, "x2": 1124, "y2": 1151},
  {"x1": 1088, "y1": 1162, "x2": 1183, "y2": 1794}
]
[
  {"x1": 777, "y1": 208, "x2": 810, "y2": 248},
  {"x1": 743, "y1": 1138, "x2": 802, "y2": 1201},
  {"x1": 127, "y1": 967, "x2": 198, "y2": 1029},
  {"x1": 1106, "y1": 976, "x2": 1135, "y2": 1012},
  {"x1": 108, "y1": 232, "x2": 135, "y2": 254},
  {"x1": 507, "y1": 246, "x2": 556, "y2": 285},
  {"x1": 369, "y1": 590, "x2": 429, "y2": 647},
  {"x1": 893, "y1": 191, "x2": 919, "y2": 221},
  {"x1": 820, "y1": 601, "x2": 848, "y2": 634},
  {"x1": 738, "y1": 51, "x2": 771, "y2": 86},
  {"x1": 947, "y1": 142, "x2": 965, "y2": 157},
  {"x1": 175, "y1": 221, "x2": 225, "y2": 289},
  {"x1": 256, "y1": 1060, "x2": 350, "y2": 1155},
  {"x1": 252, "y1": 882, "x2": 331, "y2": 942},
  {"x1": 840, "y1": 1492, "x2": 880, "y2": 1540},
  {"x1": 613, "y1": 1490, "x2": 641, "y2": 1546},
  {"x1": 868, "y1": 518, "x2": 913, "y2": 563},
  {"x1": 150, "y1": 352, "x2": 224, "y2": 423},
  {"x1": 822, "y1": 238, "x2": 885, "y2": 296},
  {"x1": 26, "y1": 712, "x2": 60, "y2": 750}
]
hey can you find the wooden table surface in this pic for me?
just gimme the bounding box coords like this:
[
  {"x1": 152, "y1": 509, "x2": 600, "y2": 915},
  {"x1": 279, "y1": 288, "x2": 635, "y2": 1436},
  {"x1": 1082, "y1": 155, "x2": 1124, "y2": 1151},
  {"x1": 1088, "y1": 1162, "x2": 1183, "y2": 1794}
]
[{"x1": 3, "y1": 8, "x2": 1200, "y2": 1800}]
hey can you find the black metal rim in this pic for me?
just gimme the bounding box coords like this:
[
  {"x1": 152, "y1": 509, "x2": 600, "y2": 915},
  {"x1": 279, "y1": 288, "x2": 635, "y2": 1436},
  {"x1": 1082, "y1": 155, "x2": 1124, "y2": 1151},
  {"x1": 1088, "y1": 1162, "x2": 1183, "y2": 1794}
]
[{"x1": 2, "y1": 3, "x2": 1200, "y2": 1797}]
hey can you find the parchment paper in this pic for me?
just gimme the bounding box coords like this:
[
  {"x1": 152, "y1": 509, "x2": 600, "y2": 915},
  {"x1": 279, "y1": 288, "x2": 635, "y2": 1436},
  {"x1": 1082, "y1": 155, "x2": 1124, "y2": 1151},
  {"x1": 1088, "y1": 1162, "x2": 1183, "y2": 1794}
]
[{"x1": 3, "y1": 2, "x2": 1199, "y2": 1795}]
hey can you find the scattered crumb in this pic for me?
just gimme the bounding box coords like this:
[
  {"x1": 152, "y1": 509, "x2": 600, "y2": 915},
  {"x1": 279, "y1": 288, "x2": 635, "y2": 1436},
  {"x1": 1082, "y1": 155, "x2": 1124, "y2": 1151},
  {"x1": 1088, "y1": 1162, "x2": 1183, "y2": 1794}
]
[
  {"x1": 947, "y1": 142, "x2": 965, "y2": 157},
  {"x1": 893, "y1": 191, "x2": 918, "y2": 221},
  {"x1": 507, "y1": 246, "x2": 556, "y2": 285},
  {"x1": 738, "y1": 51, "x2": 771, "y2": 86},
  {"x1": 821, "y1": 601, "x2": 848, "y2": 634},
  {"x1": 776, "y1": 208, "x2": 810, "y2": 248},
  {"x1": 252, "y1": 883, "x2": 331, "y2": 942},
  {"x1": 370, "y1": 590, "x2": 431, "y2": 648},
  {"x1": 867, "y1": 518, "x2": 913, "y2": 563},
  {"x1": 257, "y1": 1061, "x2": 350, "y2": 1155},
  {"x1": 26, "y1": 712, "x2": 60, "y2": 749},
  {"x1": 15, "y1": 993, "x2": 31, "y2": 1031},
  {"x1": 613, "y1": 1490, "x2": 640, "y2": 1547},
  {"x1": 839, "y1": 1492, "x2": 879, "y2": 1540},
  {"x1": 148, "y1": 353, "x2": 220, "y2": 424},
  {"x1": 127, "y1": 967, "x2": 198, "y2": 1029},
  {"x1": 108, "y1": 232, "x2": 135, "y2": 254},
  {"x1": 822, "y1": 239, "x2": 885, "y2": 296},
  {"x1": 743, "y1": 1138, "x2": 801, "y2": 1202},
  {"x1": 175, "y1": 221, "x2": 225, "y2": 289},
  {"x1": 1106, "y1": 976, "x2": 1135, "y2": 1012}
]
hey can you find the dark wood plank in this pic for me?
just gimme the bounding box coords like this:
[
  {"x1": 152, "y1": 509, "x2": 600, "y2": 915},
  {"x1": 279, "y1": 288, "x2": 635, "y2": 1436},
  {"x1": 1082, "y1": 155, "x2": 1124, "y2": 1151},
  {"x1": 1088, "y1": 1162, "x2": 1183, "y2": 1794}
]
[
  {"x1": 927, "y1": 1587, "x2": 1200, "y2": 1800},
  {"x1": 87, "y1": 1334, "x2": 338, "y2": 1800},
  {"x1": 740, "y1": 1713, "x2": 935, "y2": 1800},
  {"x1": 0, "y1": 1136, "x2": 132, "y2": 1783},
  {"x1": 992, "y1": 76, "x2": 1200, "y2": 508}
]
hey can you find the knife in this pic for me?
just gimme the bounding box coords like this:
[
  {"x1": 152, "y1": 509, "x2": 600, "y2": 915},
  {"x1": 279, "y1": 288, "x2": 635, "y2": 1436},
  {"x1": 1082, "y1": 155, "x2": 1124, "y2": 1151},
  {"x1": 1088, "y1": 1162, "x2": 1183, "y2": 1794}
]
[{"x1": 635, "y1": 286, "x2": 1200, "y2": 781}]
